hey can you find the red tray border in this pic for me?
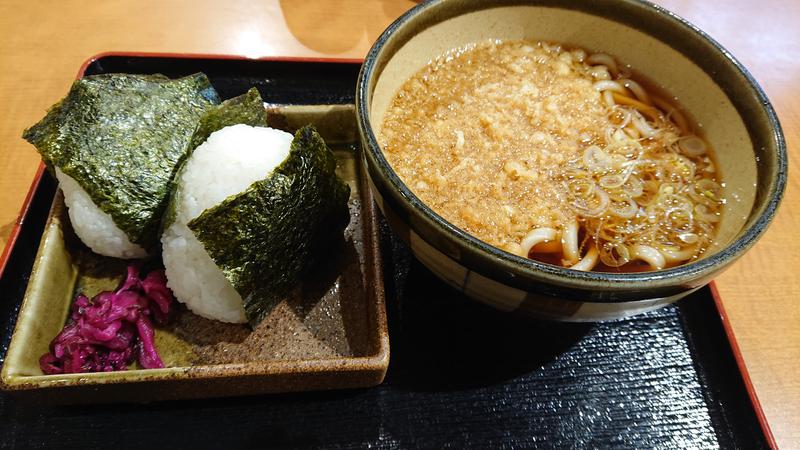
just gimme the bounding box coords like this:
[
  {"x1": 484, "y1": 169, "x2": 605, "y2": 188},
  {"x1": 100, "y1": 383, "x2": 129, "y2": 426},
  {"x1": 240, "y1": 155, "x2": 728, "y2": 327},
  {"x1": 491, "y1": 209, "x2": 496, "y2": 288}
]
[
  {"x1": 0, "y1": 51, "x2": 776, "y2": 447},
  {"x1": 708, "y1": 282, "x2": 776, "y2": 448}
]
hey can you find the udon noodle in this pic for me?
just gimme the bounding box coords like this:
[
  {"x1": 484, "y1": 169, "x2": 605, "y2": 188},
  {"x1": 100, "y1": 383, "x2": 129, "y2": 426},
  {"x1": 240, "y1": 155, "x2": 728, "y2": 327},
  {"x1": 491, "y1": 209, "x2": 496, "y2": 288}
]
[{"x1": 379, "y1": 40, "x2": 724, "y2": 272}]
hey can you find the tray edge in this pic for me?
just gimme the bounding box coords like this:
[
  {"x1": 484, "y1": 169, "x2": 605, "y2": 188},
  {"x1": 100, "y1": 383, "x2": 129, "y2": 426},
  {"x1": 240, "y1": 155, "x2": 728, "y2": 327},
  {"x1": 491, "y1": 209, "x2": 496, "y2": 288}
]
[{"x1": 708, "y1": 281, "x2": 776, "y2": 448}]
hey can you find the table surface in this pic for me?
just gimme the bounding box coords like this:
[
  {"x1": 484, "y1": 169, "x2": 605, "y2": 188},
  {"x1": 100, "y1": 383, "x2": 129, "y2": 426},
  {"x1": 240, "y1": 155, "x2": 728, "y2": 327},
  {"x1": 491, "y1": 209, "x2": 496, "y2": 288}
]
[{"x1": 0, "y1": 0, "x2": 797, "y2": 446}]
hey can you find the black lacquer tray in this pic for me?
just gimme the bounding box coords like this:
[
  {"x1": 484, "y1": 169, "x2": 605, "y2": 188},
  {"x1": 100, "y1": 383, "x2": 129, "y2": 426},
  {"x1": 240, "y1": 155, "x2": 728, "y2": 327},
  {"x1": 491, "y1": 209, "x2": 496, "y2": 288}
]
[{"x1": 0, "y1": 55, "x2": 771, "y2": 448}]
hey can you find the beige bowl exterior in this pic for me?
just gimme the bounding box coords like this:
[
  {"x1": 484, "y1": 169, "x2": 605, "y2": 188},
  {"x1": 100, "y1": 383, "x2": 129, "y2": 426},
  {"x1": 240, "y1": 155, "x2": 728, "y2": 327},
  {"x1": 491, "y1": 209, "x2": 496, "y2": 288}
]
[{"x1": 357, "y1": 0, "x2": 787, "y2": 320}]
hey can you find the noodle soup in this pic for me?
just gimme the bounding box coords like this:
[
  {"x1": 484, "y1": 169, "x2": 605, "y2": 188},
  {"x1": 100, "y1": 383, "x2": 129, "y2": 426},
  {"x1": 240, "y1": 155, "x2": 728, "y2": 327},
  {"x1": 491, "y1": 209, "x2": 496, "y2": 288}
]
[{"x1": 379, "y1": 40, "x2": 724, "y2": 272}]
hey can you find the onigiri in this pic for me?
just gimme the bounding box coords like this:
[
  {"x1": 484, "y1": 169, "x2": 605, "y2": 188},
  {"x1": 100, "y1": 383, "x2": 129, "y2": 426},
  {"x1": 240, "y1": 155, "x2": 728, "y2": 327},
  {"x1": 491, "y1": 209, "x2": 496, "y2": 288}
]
[
  {"x1": 23, "y1": 73, "x2": 220, "y2": 258},
  {"x1": 159, "y1": 88, "x2": 349, "y2": 326},
  {"x1": 161, "y1": 124, "x2": 293, "y2": 323}
]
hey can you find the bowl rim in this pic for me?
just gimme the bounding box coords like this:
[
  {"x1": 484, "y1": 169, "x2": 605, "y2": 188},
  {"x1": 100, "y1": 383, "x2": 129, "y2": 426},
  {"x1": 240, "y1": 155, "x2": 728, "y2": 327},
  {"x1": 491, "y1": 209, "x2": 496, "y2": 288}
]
[{"x1": 356, "y1": 0, "x2": 787, "y2": 297}]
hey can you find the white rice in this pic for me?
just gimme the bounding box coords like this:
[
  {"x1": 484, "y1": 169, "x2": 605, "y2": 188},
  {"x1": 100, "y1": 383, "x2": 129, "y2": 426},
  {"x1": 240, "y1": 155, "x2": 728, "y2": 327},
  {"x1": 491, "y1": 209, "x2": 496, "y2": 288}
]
[
  {"x1": 56, "y1": 168, "x2": 148, "y2": 259},
  {"x1": 161, "y1": 124, "x2": 293, "y2": 323}
]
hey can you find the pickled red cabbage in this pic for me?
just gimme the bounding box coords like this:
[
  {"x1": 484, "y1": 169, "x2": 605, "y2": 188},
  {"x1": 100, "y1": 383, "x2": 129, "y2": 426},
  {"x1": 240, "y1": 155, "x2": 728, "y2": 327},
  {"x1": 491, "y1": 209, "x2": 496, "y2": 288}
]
[{"x1": 39, "y1": 266, "x2": 174, "y2": 374}]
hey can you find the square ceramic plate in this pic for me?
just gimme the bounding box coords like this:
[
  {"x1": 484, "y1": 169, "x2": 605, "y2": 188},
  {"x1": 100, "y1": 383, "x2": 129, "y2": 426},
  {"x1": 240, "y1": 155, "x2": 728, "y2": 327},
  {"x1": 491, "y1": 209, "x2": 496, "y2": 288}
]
[{"x1": 0, "y1": 102, "x2": 389, "y2": 402}]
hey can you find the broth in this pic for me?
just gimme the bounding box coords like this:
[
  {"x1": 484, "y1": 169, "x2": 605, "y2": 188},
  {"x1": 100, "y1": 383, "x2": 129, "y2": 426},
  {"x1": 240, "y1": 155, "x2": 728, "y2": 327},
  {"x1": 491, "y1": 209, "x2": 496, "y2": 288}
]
[{"x1": 379, "y1": 40, "x2": 724, "y2": 272}]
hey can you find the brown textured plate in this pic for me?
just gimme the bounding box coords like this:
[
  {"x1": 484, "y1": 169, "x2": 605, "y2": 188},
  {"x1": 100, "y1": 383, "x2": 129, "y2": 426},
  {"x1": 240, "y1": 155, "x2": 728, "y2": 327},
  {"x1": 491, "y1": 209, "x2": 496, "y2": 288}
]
[{"x1": 0, "y1": 103, "x2": 389, "y2": 403}]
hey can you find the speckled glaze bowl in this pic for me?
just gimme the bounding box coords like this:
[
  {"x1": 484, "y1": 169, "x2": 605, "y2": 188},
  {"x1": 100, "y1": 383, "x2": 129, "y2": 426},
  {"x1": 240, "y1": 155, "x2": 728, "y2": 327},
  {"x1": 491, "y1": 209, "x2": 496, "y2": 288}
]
[{"x1": 356, "y1": 0, "x2": 787, "y2": 320}]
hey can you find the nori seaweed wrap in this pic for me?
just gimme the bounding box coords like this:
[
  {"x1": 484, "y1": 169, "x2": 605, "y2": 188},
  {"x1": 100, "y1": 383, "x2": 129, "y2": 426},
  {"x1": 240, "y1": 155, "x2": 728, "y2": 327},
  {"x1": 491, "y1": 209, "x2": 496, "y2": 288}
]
[
  {"x1": 161, "y1": 88, "x2": 350, "y2": 326},
  {"x1": 23, "y1": 73, "x2": 220, "y2": 257}
]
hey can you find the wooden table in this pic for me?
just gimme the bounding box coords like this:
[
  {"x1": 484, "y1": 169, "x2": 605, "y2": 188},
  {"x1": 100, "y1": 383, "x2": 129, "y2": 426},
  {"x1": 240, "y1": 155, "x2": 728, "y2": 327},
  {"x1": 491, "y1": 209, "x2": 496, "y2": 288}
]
[{"x1": 0, "y1": 0, "x2": 796, "y2": 446}]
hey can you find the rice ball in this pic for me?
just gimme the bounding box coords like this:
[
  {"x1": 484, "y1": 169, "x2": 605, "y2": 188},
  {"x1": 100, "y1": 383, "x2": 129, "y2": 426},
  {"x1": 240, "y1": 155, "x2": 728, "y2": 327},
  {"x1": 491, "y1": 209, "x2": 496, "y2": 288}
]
[{"x1": 161, "y1": 124, "x2": 293, "y2": 323}]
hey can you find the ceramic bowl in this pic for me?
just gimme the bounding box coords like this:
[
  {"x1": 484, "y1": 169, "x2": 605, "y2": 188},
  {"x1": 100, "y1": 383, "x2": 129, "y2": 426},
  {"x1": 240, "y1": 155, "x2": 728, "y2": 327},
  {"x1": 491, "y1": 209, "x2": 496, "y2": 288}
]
[{"x1": 356, "y1": 0, "x2": 787, "y2": 320}]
